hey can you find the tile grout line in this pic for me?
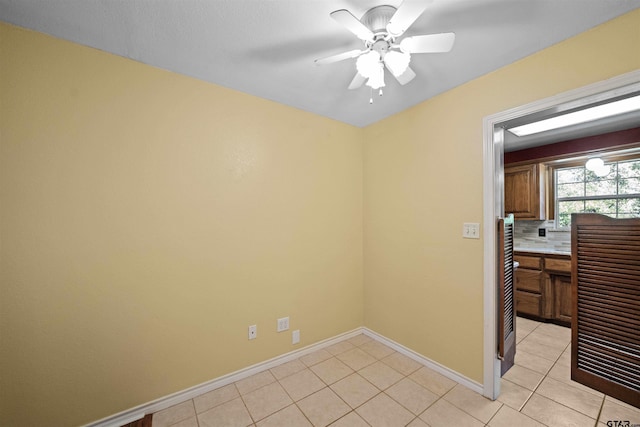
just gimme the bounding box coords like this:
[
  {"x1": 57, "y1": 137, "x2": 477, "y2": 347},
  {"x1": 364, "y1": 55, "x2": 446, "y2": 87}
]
[
  {"x1": 594, "y1": 395, "x2": 607, "y2": 427},
  {"x1": 515, "y1": 321, "x2": 611, "y2": 427},
  {"x1": 515, "y1": 331, "x2": 569, "y2": 416}
]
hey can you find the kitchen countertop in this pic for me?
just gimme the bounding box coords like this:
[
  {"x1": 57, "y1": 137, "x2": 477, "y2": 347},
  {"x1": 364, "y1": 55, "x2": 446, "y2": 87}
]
[{"x1": 514, "y1": 247, "x2": 571, "y2": 256}]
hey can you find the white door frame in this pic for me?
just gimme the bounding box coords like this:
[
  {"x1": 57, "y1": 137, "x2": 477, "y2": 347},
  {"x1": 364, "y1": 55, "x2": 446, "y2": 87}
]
[{"x1": 482, "y1": 69, "x2": 640, "y2": 399}]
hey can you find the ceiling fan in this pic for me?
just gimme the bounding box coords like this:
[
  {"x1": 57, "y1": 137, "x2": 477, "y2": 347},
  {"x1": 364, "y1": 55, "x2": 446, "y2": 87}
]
[{"x1": 315, "y1": 1, "x2": 455, "y2": 98}]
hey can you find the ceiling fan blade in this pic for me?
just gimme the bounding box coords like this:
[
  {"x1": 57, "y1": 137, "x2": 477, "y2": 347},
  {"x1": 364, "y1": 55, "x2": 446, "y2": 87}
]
[
  {"x1": 400, "y1": 32, "x2": 455, "y2": 53},
  {"x1": 386, "y1": 64, "x2": 416, "y2": 85},
  {"x1": 314, "y1": 49, "x2": 364, "y2": 66},
  {"x1": 348, "y1": 72, "x2": 366, "y2": 90},
  {"x1": 386, "y1": 0, "x2": 431, "y2": 38},
  {"x1": 330, "y1": 9, "x2": 374, "y2": 41}
]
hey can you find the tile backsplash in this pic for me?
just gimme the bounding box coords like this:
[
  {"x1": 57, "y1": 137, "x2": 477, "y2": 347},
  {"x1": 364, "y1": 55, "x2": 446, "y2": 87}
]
[{"x1": 514, "y1": 220, "x2": 571, "y2": 253}]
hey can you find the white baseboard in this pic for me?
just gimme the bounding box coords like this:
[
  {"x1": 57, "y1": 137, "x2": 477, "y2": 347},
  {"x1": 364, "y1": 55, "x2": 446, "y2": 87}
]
[
  {"x1": 84, "y1": 328, "x2": 364, "y2": 427},
  {"x1": 84, "y1": 327, "x2": 482, "y2": 427},
  {"x1": 362, "y1": 328, "x2": 483, "y2": 394}
]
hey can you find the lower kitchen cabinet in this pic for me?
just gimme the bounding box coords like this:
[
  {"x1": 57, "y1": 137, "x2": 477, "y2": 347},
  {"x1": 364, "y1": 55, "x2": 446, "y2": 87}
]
[
  {"x1": 552, "y1": 274, "x2": 572, "y2": 324},
  {"x1": 516, "y1": 290, "x2": 542, "y2": 317},
  {"x1": 514, "y1": 251, "x2": 571, "y2": 325}
]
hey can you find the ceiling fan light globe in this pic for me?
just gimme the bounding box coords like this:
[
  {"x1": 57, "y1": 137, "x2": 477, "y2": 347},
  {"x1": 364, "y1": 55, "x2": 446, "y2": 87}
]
[
  {"x1": 356, "y1": 50, "x2": 381, "y2": 79},
  {"x1": 366, "y1": 64, "x2": 385, "y2": 89},
  {"x1": 384, "y1": 51, "x2": 411, "y2": 77}
]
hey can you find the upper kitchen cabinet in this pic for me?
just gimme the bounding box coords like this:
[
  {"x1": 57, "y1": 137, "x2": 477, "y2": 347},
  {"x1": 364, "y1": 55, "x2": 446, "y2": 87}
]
[{"x1": 504, "y1": 163, "x2": 546, "y2": 220}]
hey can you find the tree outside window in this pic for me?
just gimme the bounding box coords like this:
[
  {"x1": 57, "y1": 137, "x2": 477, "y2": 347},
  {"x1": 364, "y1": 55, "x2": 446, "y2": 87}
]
[{"x1": 555, "y1": 158, "x2": 640, "y2": 227}]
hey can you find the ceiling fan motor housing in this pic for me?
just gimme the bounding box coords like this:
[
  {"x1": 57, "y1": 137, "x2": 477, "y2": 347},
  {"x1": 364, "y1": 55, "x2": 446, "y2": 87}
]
[{"x1": 361, "y1": 5, "x2": 396, "y2": 37}]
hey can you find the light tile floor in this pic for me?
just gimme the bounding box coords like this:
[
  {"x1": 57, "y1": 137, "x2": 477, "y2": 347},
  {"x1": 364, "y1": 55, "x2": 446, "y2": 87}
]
[{"x1": 153, "y1": 318, "x2": 640, "y2": 426}]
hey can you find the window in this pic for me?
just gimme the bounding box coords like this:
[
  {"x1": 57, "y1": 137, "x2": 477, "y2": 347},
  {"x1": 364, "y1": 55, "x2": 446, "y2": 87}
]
[{"x1": 555, "y1": 158, "x2": 640, "y2": 227}]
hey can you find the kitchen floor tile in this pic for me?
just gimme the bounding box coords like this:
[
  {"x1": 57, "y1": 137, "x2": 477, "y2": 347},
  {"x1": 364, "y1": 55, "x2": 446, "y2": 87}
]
[
  {"x1": 443, "y1": 383, "x2": 503, "y2": 423},
  {"x1": 501, "y1": 365, "x2": 544, "y2": 391},
  {"x1": 329, "y1": 411, "x2": 371, "y2": 427},
  {"x1": 536, "y1": 322, "x2": 571, "y2": 341},
  {"x1": 236, "y1": 371, "x2": 277, "y2": 395},
  {"x1": 330, "y1": 373, "x2": 379, "y2": 409},
  {"x1": 407, "y1": 418, "x2": 430, "y2": 427},
  {"x1": 324, "y1": 341, "x2": 355, "y2": 356},
  {"x1": 497, "y1": 379, "x2": 533, "y2": 411},
  {"x1": 279, "y1": 368, "x2": 325, "y2": 402},
  {"x1": 516, "y1": 317, "x2": 540, "y2": 333},
  {"x1": 242, "y1": 382, "x2": 293, "y2": 422},
  {"x1": 335, "y1": 348, "x2": 376, "y2": 371},
  {"x1": 521, "y1": 393, "x2": 596, "y2": 427},
  {"x1": 358, "y1": 360, "x2": 404, "y2": 390},
  {"x1": 517, "y1": 339, "x2": 565, "y2": 362},
  {"x1": 167, "y1": 417, "x2": 199, "y2": 427},
  {"x1": 535, "y1": 376, "x2": 604, "y2": 419},
  {"x1": 546, "y1": 360, "x2": 605, "y2": 397},
  {"x1": 419, "y1": 398, "x2": 484, "y2": 427},
  {"x1": 310, "y1": 357, "x2": 353, "y2": 385},
  {"x1": 356, "y1": 393, "x2": 414, "y2": 427},
  {"x1": 153, "y1": 400, "x2": 197, "y2": 427},
  {"x1": 385, "y1": 377, "x2": 438, "y2": 415},
  {"x1": 599, "y1": 397, "x2": 640, "y2": 425},
  {"x1": 300, "y1": 349, "x2": 333, "y2": 367},
  {"x1": 381, "y1": 352, "x2": 422, "y2": 376},
  {"x1": 514, "y1": 349, "x2": 555, "y2": 374},
  {"x1": 270, "y1": 359, "x2": 307, "y2": 380},
  {"x1": 523, "y1": 330, "x2": 570, "y2": 351},
  {"x1": 297, "y1": 387, "x2": 350, "y2": 426},
  {"x1": 193, "y1": 383, "x2": 240, "y2": 414},
  {"x1": 488, "y1": 405, "x2": 545, "y2": 427},
  {"x1": 197, "y1": 397, "x2": 253, "y2": 427},
  {"x1": 347, "y1": 334, "x2": 373, "y2": 347},
  {"x1": 255, "y1": 404, "x2": 311, "y2": 427},
  {"x1": 359, "y1": 340, "x2": 396, "y2": 359},
  {"x1": 409, "y1": 366, "x2": 457, "y2": 396}
]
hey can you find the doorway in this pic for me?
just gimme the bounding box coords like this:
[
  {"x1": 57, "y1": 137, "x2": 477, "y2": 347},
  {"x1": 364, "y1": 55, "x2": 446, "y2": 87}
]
[{"x1": 482, "y1": 69, "x2": 640, "y2": 400}]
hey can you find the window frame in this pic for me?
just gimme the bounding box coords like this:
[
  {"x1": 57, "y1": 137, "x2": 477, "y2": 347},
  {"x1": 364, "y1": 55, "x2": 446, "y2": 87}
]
[{"x1": 548, "y1": 153, "x2": 640, "y2": 229}]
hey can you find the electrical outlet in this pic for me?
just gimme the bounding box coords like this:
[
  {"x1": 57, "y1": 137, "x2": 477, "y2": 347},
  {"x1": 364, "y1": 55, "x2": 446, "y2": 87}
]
[
  {"x1": 538, "y1": 228, "x2": 546, "y2": 237},
  {"x1": 292, "y1": 329, "x2": 300, "y2": 345},
  {"x1": 463, "y1": 222, "x2": 480, "y2": 239},
  {"x1": 277, "y1": 317, "x2": 289, "y2": 332},
  {"x1": 248, "y1": 325, "x2": 257, "y2": 340}
]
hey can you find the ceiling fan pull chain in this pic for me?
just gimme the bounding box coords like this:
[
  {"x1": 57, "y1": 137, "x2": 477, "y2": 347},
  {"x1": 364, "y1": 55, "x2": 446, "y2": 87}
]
[
  {"x1": 379, "y1": 88, "x2": 383, "y2": 97},
  {"x1": 370, "y1": 87, "x2": 374, "y2": 104}
]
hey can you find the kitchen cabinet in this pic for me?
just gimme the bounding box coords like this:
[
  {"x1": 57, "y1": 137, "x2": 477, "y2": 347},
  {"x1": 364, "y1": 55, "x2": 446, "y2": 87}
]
[
  {"x1": 545, "y1": 256, "x2": 572, "y2": 325},
  {"x1": 504, "y1": 163, "x2": 546, "y2": 220},
  {"x1": 552, "y1": 274, "x2": 572, "y2": 324},
  {"x1": 514, "y1": 251, "x2": 571, "y2": 325},
  {"x1": 514, "y1": 254, "x2": 543, "y2": 317}
]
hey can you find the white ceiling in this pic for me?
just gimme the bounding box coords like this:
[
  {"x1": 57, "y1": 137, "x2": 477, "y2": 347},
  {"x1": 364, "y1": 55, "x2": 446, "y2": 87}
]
[{"x1": 1, "y1": 0, "x2": 639, "y2": 127}]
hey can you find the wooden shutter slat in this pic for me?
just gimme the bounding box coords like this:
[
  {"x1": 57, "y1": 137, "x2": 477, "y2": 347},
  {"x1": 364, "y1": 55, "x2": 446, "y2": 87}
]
[
  {"x1": 572, "y1": 214, "x2": 640, "y2": 409},
  {"x1": 498, "y1": 215, "x2": 516, "y2": 376}
]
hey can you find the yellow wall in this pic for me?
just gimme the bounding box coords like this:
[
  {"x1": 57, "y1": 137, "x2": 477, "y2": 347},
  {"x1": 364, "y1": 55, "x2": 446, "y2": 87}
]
[
  {"x1": 1, "y1": 8, "x2": 639, "y2": 427},
  {"x1": 0, "y1": 24, "x2": 363, "y2": 426},
  {"x1": 363, "y1": 9, "x2": 640, "y2": 382}
]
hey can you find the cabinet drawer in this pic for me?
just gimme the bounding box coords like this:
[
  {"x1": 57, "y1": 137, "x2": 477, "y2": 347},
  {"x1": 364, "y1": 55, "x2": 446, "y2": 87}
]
[
  {"x1": 515, "y1": 269, "x2": 543, "y2": 293},
  {"x1": 514, "y1": 255, "x2": 542, "y2": 270},
  {"x1": 516, "y1": 291, "x2": 542, "y2": 317},
  {"x1": 545, "y1": 258, "x2": 571, "y2": 273}
]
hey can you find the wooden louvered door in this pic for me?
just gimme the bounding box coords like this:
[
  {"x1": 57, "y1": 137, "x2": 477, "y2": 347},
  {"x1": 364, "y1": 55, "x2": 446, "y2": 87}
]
[
  {"x1": 498, "y1": 214, "x2": 516, "y2": 376},
  {"x1": 572, "y1": 213, "x2": 640, "y2": 408}
]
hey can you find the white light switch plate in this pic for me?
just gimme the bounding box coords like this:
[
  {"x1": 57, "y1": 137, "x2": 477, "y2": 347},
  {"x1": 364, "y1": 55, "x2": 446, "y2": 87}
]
[{"x1": 463, "y1": 223, "x2": 480, "y2": 239}]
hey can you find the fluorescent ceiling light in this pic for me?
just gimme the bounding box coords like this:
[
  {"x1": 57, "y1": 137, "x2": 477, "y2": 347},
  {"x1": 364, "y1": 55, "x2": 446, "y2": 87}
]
[{"x1": 508, "y1": 94, "x2": 640, "y2": 137}]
